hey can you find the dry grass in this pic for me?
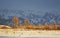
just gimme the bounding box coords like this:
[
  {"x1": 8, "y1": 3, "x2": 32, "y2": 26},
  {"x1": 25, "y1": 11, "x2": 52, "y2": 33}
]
[
  {"x1": 0, "y1": 25, "x2": 60, "y2": 30},
  {"x1": 18, "y1": 25, "x2": 60, "y2": 30}
]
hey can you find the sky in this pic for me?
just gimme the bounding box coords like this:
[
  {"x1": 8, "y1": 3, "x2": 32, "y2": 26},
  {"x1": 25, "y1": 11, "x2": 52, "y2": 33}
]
[{"x1": 0, "y1": 0, "x2": 60, "y2": 12}]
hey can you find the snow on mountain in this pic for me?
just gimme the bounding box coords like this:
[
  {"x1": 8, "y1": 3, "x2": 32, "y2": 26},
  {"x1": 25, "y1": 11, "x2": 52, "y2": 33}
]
[{"x1": 0, "y1": 9, "x2": 60, "y2": 26}]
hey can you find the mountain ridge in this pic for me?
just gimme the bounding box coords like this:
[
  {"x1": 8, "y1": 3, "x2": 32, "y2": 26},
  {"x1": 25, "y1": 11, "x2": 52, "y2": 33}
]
[{"x1": 0, "y1": 9, "x2": 60, "y2": 26}]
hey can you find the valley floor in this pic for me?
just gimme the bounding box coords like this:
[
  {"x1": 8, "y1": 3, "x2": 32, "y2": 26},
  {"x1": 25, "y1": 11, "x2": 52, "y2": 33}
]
[{"x1": 0, "y1": 29, "x2": 60, "y2": 38}]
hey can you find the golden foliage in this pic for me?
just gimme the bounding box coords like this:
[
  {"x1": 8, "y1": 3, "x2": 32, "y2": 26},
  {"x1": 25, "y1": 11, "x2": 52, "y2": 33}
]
[
  {"x1": 0, "y1": 17, "x2": 60, "y2": 30},
  {"x1": 13, "y1": 16, "x2": 19, "y2": 28},
  {"x1": 24, "y1": 19, "x2": 31, "y2": 26}
]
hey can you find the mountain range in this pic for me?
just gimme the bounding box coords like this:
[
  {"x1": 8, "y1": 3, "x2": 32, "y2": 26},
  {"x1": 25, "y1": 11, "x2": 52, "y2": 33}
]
[{"x1": 0, "y1": 9, "x2": 60, "y2": 26}]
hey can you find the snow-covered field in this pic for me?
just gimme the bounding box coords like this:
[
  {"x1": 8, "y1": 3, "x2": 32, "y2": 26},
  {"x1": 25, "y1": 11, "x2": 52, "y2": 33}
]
[{"x1": 0, "y1": 29, "x2": 60, "y2": 38}]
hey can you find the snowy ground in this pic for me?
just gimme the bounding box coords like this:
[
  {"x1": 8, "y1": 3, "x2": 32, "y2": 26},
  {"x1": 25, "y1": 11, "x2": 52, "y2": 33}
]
[{"x1": 0, "y1": 29, "x2": 60, "y2": 38}]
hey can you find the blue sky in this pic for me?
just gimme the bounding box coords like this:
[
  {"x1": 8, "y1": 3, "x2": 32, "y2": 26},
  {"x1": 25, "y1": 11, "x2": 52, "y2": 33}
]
[{"x1": 0, "y1": 0, "x2": 60, "y2": 12}]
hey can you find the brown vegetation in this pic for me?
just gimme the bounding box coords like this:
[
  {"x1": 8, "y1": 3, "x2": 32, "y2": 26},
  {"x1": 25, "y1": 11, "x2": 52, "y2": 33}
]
[
  {"x1": 0, "y1": 16, "x2": 60, "y2": 30},
  {"x1": 12, "y1": 16, "x2": 19, "y2": 28}
]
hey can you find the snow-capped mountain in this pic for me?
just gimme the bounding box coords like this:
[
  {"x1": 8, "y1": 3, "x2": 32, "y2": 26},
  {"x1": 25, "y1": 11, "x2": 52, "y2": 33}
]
[{"x1": 0, "y1": 9, "x2": 60, "y2": 26}]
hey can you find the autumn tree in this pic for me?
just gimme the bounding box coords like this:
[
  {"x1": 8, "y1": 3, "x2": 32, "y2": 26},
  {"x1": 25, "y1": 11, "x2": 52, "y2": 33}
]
[
  {"x1": 24, "y1": 19, "x2": 31, "y2": 26},
  {"x1": 13, "y1": 16, "x2": 19, "y2": 28}
]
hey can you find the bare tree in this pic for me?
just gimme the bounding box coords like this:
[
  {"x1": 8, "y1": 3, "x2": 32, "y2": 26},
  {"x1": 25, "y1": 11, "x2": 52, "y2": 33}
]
[
  {"x1": 52, "y1": 21, "x2": 57, "y2": 30},
  {"x1": 44, "y1": 23, "x2": 50, "y2": 30}
]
